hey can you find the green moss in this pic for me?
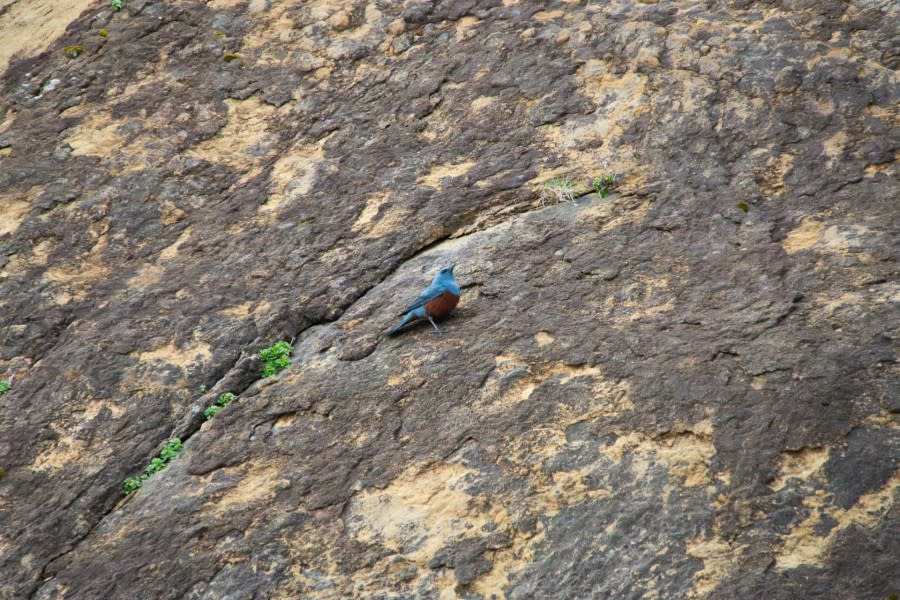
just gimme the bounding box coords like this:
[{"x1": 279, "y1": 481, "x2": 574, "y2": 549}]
[
  {"x1": 98, "y1": 28, "x2": 109, "y2": 38},
  {"x1": 0, "y1": 380, "x2": 9, "y2": 394},
  {"x1": 223, "y1": 52, "x2": 240, "y2": 63},
  {"x1": 737, "y1": 202, "x2": 749, "y2": 212},
  {"x1": 64, "y1": 45, "x2": 84, "y2": 59}
]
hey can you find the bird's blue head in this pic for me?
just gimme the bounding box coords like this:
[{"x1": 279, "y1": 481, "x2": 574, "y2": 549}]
[{"x1": 434, "y1": 263, "x2": 456, "y2": 283}]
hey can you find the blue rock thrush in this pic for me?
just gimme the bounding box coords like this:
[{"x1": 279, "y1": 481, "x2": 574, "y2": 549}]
[{"x1": 386, "y1": 264, "x2": 461, "y2": 336}]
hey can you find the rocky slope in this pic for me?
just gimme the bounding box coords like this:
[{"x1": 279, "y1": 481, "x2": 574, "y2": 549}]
[{"x1": 0, "y1": 0, "x2": 897, "y2": 598}]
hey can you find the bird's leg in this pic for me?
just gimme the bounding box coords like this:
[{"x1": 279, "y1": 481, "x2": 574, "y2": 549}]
[{"x1": 428, "y1": 317, "x2": 444, "y2": 334}]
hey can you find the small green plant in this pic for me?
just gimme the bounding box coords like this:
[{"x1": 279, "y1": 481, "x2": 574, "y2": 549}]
[
  {"x1": 260, "y1": 341, "x2": 292, "y2": 377},
  {"x1": 64, "y1": 45, "x2": 84, "y2": 59},
  {"x1": 736, "y1": 202, "x2": 749, "y2": 212},
  {"x1": 98, "y1": 28, "x2": 109, "y2": 38},
  {"x1": 0, "y1": 380, "x2": 9, "y2": 394},
  {"x1": 144, "y1": 457, "x2": 166, "y2": 476},
  {"x1": 122, "y1": 477, "x2": 142, "y2": 494},
  {"x1": 204, "y1": 392, "x2": 236, "y2": 420},
  {"x1": 123, "y1": 438, "x2": 184, "y2": 495},
  {"x1": 223, "y1": 52, "x2": 240, "y2": 63},
  {"x1": 111, "y1": 0, "x2": 123, "y2": 10},
  {"x1": 198, "y1": 383, "x2": 207, "y2": 393},
  {"x1": 159, "y1": 439, "x2": 183, "y2": 461},
  {"x1": 592, "y1": 174, "x2": 617, "y2": 198},
  {"x1": 540, "y1": 175, "x2": 576, "y2": 205}
]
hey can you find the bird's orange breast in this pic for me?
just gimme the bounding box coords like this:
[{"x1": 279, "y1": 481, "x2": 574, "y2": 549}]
[{"x1": 423, "y1": 292, "x2": 459, "y2": 318}]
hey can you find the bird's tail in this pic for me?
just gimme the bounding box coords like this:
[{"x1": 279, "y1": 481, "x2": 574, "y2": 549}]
[{"x1": 386, "y1": 314, "x2": 413, "y2": 336}]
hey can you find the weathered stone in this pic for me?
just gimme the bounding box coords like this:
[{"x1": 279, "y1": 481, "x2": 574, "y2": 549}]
[{"x1": 0, "y1": 0, "x2": 897, "y2": 599}]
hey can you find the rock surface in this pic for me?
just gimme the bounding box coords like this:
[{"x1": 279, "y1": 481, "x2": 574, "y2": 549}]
[{"x1": 0, "y1": 0, "x2": 897, "y2": 598}]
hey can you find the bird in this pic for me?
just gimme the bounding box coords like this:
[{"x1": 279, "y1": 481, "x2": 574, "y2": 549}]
[{"x1": 386, "y1": 264, "x2": 461, "y2": 336}]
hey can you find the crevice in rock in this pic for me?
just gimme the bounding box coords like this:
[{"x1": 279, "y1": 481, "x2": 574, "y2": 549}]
[
  {"x1": 22, "y1": 165, "x2": 628, "y2": 597},
  {"x1": 442, "y1": 436, "x2": 477, "y2": 462},
  {"x1": 29, "y1": 192, "x2": 554, "y2": 585}
]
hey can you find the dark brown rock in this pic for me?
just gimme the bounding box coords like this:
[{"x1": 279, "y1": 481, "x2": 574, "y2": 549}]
[{"x1": 0, "y1": 1, "x2": 898, "y2": 599}]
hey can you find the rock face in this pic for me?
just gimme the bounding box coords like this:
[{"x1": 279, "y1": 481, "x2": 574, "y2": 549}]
[{"x1": 0, "y1": 0, "x2": 897, "y2": 598}]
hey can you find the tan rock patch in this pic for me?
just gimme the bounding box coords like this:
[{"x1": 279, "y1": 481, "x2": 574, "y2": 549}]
[
  {"x1": 532, "y1": 9, "x2": 565, "y2": 21},
  {"x1": 627, "y1": 296, "x2": 676, "y2": 321},
  {"x1": 470, "y1": 96, "x2": 497, "y2": 112},
  {"x1": 346, "y1": 463, "x2": 503, "y2": 563},
  {"x1": 782, "y1": 220, "x2": 872, "y2": 256},
  {"x1": 219, "y1": 301, "x2": 254, "y2": 319},
  {"x1": 0, "y1": 0, "x2": 95, "y2": 74},
  {"x1": 543, "y1": 66, "x2": 649, "y2": 179},
  {"x1": 0, "y1": 186, "x2": 41, "y2": 236},
  {"x1": 416, "y1": 160, "x2": 476, "y2": 188},
  {"x1": 534, "y1": 331, "x2": 554, "y2": 347},
  {"x1": 206, "y1": 463, "x2": 287, "y2": 513},
  {"x1": 478, "y1": 356, "x2": 633, "y2": 423},
  {"x1": 261, "y1": 139, "x2": 330, "y2": 216},
  {"x1": 66, "y1": 113, "x2": 130, "y2": 158},
  {"x1": 160, "y1": 227, "x2": 192, "y2": 261},
  {"x1": 601, "y1": 424, "x2": 716, "y2": 487},
  {"x1": 686, "y1": 537, "x2": 739, "y2": 597},
  {"x1": 0, "y1": 107, "x2": 15, "y2": 135},
  {"x1": 351, "y1": 191, "x2": 391, "y2": 232},
  {"x1": 31, "y1": 434, "x2": 89, "y2": 475},
  {"x1": 776, "y1": 471, "x2": 900, "y2": 570},
  {"x1": 190, "y1": 96, "x2": 278, "y2": 180},
  {"x1": 136, "y1": 340, "x2": 213, "y2": 369},
  {"x1": 470, "y1": 525, "x2": 543, "y2": 600},
  {"x1": 359, "y1": 203, "x2": 413, "y2": 239},
  {"x1": 782, "y1": 219, "x2": 825, "y2": 254},
  {"x1": 454, "y1": 16, "x2": 481, "y2": 41},
  {"x1": 127, "y1": 224, "x2": 192, "y2": 289},
  {"x1": 771, "y1": 447, "x2": 830, "y2": 490},
  {"x1": 822, "y1": 130, "x2": 848, "y2": 165},
  {"x1": 206, "y1": 0, "x2": 244, "y2": 7},
  {"x1": 1, "y1": 239, "x2": 54, "y2": 279},
  {"x1": 757, "y1": 152, "x2": 795, "y2": 198},
  {"x1": 43, "y1": 234, "x2": 112, "y2": 299}
]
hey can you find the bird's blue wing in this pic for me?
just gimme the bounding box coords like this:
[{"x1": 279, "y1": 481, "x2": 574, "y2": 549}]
[{"x1": 401, "y1": 281, "x2": 449, "y2": 315}]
